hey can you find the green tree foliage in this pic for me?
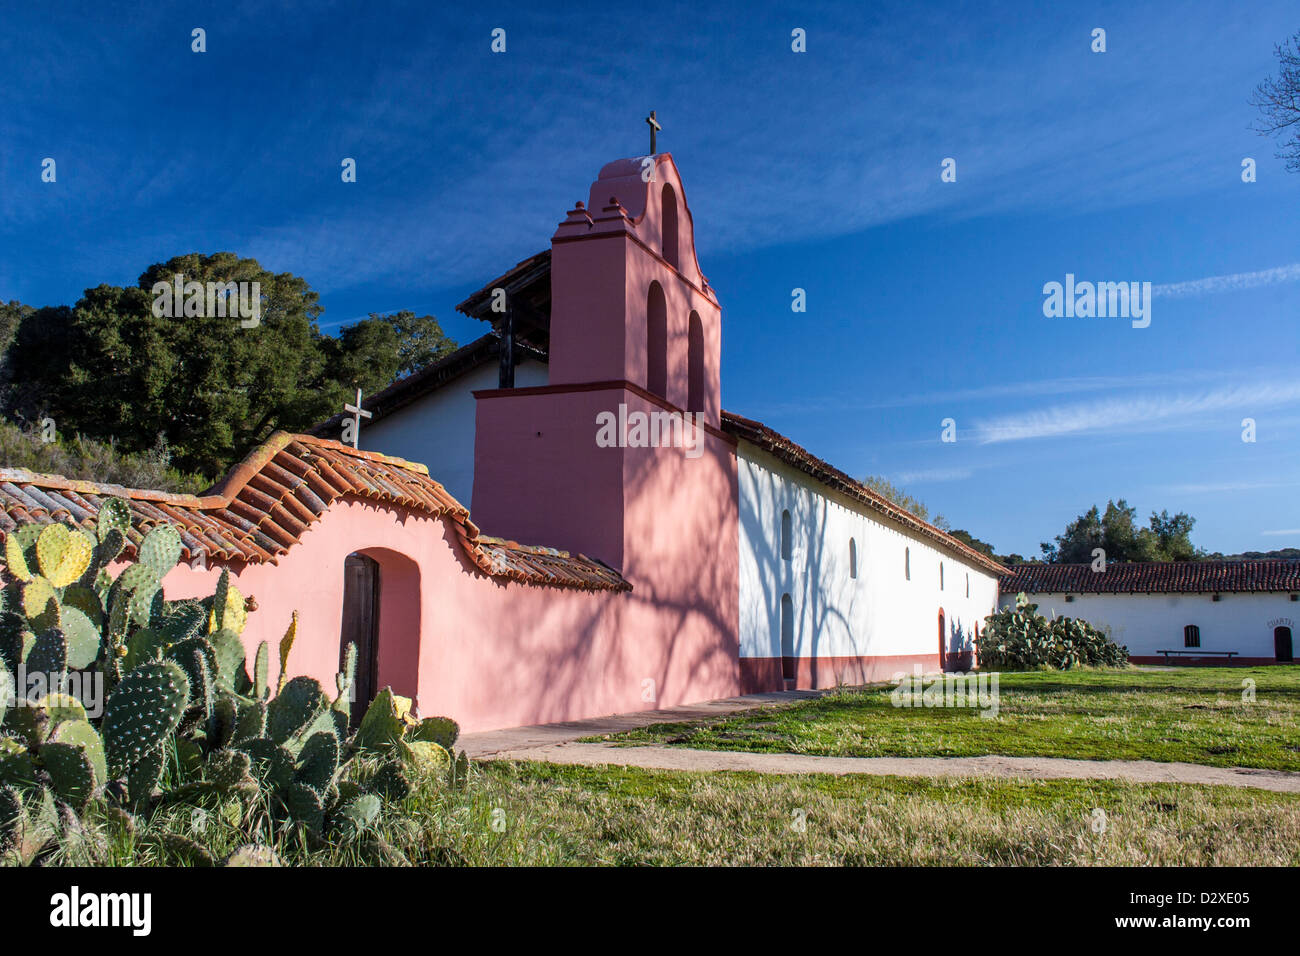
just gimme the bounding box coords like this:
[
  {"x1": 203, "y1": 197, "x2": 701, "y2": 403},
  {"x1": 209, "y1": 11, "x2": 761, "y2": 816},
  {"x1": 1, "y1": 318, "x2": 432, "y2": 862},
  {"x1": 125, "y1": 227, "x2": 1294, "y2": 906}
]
[
  {"x1": 3, "y1": 254, "x2": 456, "y2": 477},
  {"x1": 945, "y1": 528, "x2": 998, "y2": 561},
  {"x1": 1040, "y1": 499, "x2": 1201, "y2": 563},
  {"x1": 862, "y1": 475, "x2": 947, "y2": 528}
]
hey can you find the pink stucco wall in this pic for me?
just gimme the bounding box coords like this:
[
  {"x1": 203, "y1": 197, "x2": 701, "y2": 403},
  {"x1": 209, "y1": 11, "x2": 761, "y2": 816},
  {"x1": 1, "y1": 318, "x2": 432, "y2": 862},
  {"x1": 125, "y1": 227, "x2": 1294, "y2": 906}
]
[
  {"x1": 470, "y1": 383, "x2": 741, "y2": 725},
  {"x1": 157, "y1": 494, "x2": 736, "y2": 733}
]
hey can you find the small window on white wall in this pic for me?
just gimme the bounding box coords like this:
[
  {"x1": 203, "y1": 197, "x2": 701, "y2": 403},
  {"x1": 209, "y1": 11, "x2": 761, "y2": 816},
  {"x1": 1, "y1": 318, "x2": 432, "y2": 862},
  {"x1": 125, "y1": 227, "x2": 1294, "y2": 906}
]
[
  {"x1": 940, "y1": 563, "x2": 944, "y2": 590},
  {"x1": 849, "y1": 538, "x2": 858, "y2": 579},
  {"x1": 781, "y1": 509, "x2": 792, "y2": 561},
  {"x1": 905, "y1": 547, "x2": 911, "y2": 580},
  {"x1": 966, "y1": 573, "x2": 970, "y2": 598},
  {"x1": 1184, "y1": 624, "x2": 1201, "y2": 648}
]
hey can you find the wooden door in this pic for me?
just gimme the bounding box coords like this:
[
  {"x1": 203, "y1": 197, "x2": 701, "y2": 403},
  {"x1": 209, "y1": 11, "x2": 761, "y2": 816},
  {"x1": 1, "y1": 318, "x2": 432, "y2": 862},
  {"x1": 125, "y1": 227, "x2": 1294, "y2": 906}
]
[
  {"x1": 1276, "y1": 626, "x2": 1294, "y2": 663},
  {"x1": 341, "y1": 553, "x2": 380, "y2": 719}
]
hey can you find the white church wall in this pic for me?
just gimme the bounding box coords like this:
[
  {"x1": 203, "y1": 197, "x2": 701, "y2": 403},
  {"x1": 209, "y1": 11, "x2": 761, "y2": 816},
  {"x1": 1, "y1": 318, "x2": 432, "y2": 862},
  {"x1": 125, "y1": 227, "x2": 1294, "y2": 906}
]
[
  {"x1": 737, "y1": 442, "x2": 1000, "y2": 665},
  {"x1": 358, "y1": 359, "x2": 547, "y2": 506},
  {"x1": 1000, "y1": 591, "x2": 1298, "y2": 662}
]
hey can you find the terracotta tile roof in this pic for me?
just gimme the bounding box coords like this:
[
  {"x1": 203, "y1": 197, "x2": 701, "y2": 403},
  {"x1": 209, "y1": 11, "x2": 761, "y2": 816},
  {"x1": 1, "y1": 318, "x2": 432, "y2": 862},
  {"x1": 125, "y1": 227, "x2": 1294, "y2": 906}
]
[
  {"x1": 0, "y1": 432, "x2": 629, "y2": 592},
  {"x1": 307, "y1": 333, "x2": 546, "y2": 438},
  {"x1": 720, "y1": 411, "x2": 1007, "y2": 577},
  {"x1": 1001, "y1": 561, "x2": 1300, "y2": 594}
]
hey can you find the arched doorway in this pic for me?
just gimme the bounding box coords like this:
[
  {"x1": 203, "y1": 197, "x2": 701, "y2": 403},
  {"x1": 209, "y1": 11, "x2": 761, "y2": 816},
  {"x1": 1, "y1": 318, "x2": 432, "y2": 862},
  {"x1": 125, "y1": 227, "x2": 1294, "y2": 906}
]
[
  {"x1": 341, "y1": 553, "x2": 380, "y2": 719},
  {"x1": 937, "y1": 609, "x2": 946, "y2": 672},
  {"x1": 780, "y1": 594, "x2": 795, "y2": 685},
  {"x1": 1276, "y1": 626, "x2": 1294, "y2": 663}
]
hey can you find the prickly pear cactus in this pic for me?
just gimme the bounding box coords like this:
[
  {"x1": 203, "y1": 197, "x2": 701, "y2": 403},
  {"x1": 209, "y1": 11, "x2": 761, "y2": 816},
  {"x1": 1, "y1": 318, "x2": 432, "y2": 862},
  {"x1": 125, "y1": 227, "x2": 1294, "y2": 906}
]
[{"x1": 0, "y1": 503, "x2": 471, "y2": 848}]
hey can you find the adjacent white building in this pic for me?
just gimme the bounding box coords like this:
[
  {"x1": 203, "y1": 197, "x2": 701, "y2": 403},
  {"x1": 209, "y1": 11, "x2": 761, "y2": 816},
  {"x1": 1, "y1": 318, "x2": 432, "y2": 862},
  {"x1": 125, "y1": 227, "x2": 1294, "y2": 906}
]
[
  {"x1": 1000, "y1": 562, "x2": 1300, "y2": 665},
  {"x1": 726, "y1": 413, "x2": 1002, "y2": 690}
]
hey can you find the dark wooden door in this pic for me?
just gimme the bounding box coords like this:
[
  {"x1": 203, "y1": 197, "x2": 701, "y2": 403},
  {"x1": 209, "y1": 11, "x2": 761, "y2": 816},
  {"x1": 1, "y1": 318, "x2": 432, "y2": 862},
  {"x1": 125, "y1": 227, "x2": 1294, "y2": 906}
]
[
  {"x1": 937, "y1": 610, "x2": 947, "y2": 672},
  {"x1": 341, "y1": 553, "x2": 380, "y2": 718},
  {"x1": 1276, "y1": 626, "x2": 1294, "y2": 663}
]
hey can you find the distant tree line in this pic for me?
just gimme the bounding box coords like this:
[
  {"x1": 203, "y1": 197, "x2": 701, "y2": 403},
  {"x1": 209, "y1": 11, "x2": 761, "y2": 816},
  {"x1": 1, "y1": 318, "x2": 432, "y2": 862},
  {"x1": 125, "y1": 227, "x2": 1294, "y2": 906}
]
[
  {"x1": 862, "y1": 480, "x2": 1291, "y2": 566},
  {"x1": 0, "y1": 252, "x2": 456, "y2": 483}
]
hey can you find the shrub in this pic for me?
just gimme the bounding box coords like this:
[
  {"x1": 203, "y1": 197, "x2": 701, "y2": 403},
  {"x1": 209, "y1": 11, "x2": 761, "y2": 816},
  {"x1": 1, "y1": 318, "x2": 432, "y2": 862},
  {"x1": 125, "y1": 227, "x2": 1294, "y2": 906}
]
[
  {"x1": 0, "y1": 418, "x2": 209, "y2": 494},
  {"x1": 977, "y1": 593, "x2": 1129, "y2": 670}
]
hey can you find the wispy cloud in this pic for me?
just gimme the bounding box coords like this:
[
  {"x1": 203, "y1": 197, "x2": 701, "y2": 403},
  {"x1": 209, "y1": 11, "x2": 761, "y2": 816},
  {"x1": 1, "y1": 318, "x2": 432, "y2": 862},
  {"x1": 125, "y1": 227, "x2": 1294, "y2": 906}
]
[
  {"x1": 1262, "y1": 529, "x2": 1300, "y2": 536},
  {"x1": 1162, "y1": 479, "x2": 1300, "y2": 495},
  {"x1": 1154, "y1": 263, "x2": 1300, "y2": 299},
  {"x1": 974, "y1": 380, "x2": 1300, "y2": 444}
]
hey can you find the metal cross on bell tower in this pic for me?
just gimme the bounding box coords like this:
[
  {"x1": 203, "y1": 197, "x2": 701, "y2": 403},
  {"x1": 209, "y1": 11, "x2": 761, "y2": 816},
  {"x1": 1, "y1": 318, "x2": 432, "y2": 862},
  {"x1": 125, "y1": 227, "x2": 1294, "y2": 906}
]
[{"x1": 645, "y1": 110, "x2": 661, "y2": 154}]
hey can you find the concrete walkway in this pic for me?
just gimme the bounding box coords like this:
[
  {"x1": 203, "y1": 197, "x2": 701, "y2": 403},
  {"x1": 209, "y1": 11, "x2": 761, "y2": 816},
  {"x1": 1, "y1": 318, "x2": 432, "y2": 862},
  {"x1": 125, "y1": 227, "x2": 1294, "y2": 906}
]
[
  {"x1": 479, "y1": 742, "x2": 1300, "y2": 792},
  {"x1": 460, "y1": 689, "x2": 827, "y2": 758},
  {"x1": 462, "y1": 689, "x2": 1300, "y2": 793}
]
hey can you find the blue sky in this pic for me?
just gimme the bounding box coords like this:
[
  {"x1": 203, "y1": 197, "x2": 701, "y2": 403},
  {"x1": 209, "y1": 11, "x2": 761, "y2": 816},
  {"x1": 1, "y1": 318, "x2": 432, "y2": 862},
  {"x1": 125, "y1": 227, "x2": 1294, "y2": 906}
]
[{"x1": 1, "y1": 0, "x2": 1297, "y2": 557}]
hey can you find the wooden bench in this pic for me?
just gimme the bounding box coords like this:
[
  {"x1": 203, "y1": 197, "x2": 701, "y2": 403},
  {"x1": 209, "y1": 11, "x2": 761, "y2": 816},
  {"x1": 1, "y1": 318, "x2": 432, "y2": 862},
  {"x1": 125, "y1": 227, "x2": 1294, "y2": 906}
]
[{"x1": 1156, "y1": 649, "x2": 1237, "y2": 660}]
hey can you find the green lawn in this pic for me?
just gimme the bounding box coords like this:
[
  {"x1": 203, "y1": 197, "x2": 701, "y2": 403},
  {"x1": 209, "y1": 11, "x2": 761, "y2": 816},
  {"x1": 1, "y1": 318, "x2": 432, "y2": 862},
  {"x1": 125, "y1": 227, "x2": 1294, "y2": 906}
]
[
  {"x1": 39, "y1": 761, "x2": 1300, "y2": 866},
  {"x1": 592, "y1": 666, "x2": 1300, "y2": 770}
]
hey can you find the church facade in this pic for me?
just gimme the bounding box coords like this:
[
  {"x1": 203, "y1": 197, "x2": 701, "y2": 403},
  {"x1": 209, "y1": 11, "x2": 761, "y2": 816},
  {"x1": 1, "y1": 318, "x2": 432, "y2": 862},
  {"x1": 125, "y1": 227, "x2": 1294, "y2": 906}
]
[
  {"x1": 312, "y1": 153, "x2": 1005, "y2": 715},
  {"x1": 0, "y1": 154, "x2": 1004, "y2": 733}
]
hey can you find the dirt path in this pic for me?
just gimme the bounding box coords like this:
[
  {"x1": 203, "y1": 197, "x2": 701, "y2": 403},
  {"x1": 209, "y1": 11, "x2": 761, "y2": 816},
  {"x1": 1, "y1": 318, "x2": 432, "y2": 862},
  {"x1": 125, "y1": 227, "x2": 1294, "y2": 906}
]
[{"x1": 478, "y1": 741, "x2": 1300, "y2": 792}]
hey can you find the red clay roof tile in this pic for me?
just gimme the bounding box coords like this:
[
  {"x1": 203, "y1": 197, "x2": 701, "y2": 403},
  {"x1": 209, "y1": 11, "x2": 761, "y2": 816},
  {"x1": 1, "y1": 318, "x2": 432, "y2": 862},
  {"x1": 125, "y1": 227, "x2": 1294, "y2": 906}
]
[
  {"x1": 0, "y1": 432, "x2": 629, "y2": 593},
  {"x1": 1002, "y1": 561, "x2": 1300, "y2": 594}
]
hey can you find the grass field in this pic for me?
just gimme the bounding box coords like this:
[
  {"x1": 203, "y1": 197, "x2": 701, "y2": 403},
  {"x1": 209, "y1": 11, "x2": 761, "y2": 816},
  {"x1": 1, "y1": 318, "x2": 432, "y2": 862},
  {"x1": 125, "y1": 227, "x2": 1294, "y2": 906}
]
[
  {"x1": 591, "y1": 667, "x2": 1300, "y2": 770},
  {"x1": 22, "y1": 667, "x2": 1300, "y2": 867},
  {"x1": 37, "y1": 761, "x2": 1300, "y2": 867}
]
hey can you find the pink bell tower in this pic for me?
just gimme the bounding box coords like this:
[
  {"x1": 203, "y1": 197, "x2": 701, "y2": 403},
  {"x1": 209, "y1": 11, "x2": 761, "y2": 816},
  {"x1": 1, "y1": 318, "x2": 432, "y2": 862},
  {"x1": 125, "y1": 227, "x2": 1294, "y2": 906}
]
[{"x1": 469, "y1": 151, "x2": 739, "y2": 701}]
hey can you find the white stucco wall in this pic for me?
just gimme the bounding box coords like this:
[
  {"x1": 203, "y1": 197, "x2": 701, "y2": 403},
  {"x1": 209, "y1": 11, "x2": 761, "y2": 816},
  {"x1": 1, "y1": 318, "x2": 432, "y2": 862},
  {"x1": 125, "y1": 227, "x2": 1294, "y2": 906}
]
[
  {"x1": 737, "y1": 443, "x2": 1000, "y2": 663},
  {"x1": 1000, "y1": 591, "x2": 1299, "y2": 661},
  {"x1": 358, "y1": 358, "x2": 547, "y2": 505}
]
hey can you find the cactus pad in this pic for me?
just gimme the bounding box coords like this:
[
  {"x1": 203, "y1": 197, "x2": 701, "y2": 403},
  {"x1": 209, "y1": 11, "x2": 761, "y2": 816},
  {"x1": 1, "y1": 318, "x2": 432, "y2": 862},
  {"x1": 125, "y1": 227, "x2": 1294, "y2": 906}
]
[
  {"x1": 408, "y1": 716, "x2": 460, "y2": 750},
  {"x1": 137, "y1": 525, "x2": 183, "y2": 580},
  {"x1": 267, "y1": 676, "x2": 327, "y2": 744},
  {"x1": 352, "y1": 688, "x2": 409, "y2": 754},
  {"x1": 284, "y1": 781, "x2": 324, "y2": 833},
  {"x1": 102, "y1": 661, "x2": 191, "y2": 774},
  {"x1": 36, "y1": 524, "x2": 94, "y2": 588},
  {"x1": 241, "y1": 738, "x2": 295, "y2": 790},
  {"x1": 40, "y1": 742, "x2": 98, "y2": 810},
  {"x1": 253, "y1": 641, "x2": 269, "y2": 700},
  {"x1": 49, "y1": 717, "x2": 107, "y2": 786},
  {"x1": 21, "y1": 577, "x2": 60, "y2": 629},
  {"x1": 400, "y1": 740, "x2": 452, "y2": 780},
  {"x1": 3, "y1": 525, "x2": 42, "y2": 582},
  {"x1": 295, "y1": 731, "x2": 339, "y2": 793},
  {"x1": 126, "y1": 744, "x2": 165, "y2": 807},
  {"x1": 59, "y1": 607, "x2": 101, "y2": 670},
  {"x1": 208, "y1": 628, "x2": 248, "y2": 690},
  {"x1": 25, "y1": 628, "x2": 68, "y2": 681}
]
